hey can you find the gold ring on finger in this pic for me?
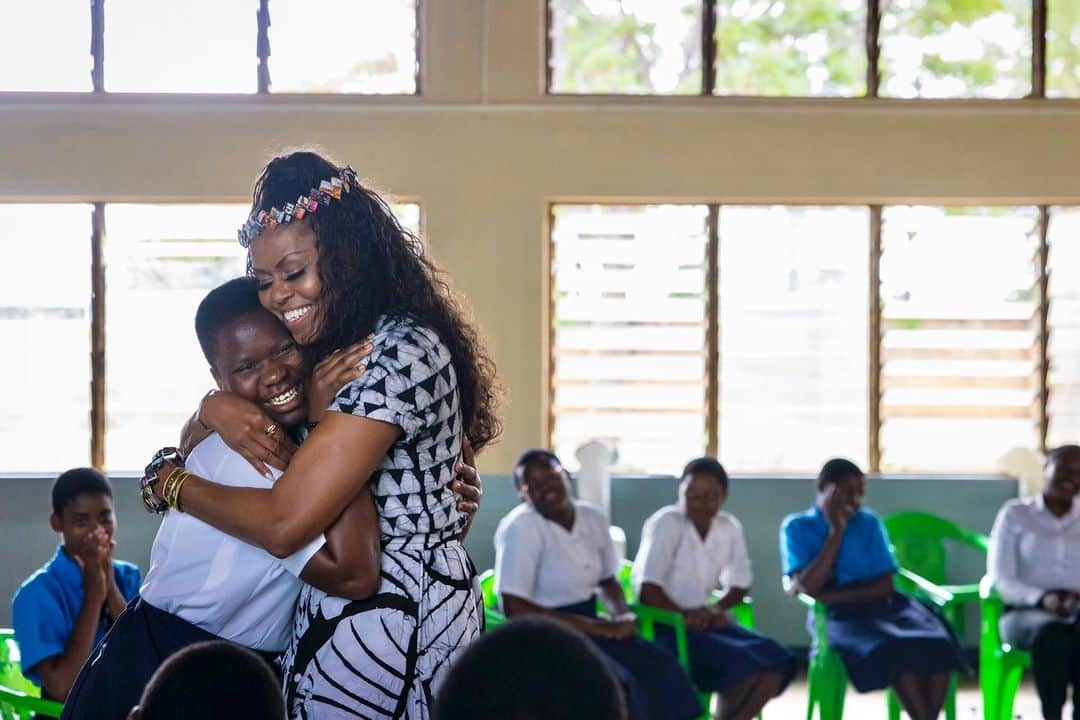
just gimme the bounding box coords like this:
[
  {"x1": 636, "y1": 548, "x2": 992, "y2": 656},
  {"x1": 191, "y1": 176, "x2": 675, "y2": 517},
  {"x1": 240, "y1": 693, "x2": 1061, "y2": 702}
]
[{"x1": 264, "y1": 423, "x2": 279, "y2": 437}]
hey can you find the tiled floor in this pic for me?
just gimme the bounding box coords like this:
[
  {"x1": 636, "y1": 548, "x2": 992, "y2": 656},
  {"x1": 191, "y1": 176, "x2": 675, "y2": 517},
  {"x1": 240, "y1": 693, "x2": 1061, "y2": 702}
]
[{"x1": 758, "y1": 677, "x2": 1067, "y2": 719}]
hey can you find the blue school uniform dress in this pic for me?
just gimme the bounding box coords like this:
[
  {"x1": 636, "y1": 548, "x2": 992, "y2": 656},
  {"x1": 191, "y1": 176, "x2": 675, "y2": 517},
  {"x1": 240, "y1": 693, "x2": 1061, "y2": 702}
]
[
  {"x1": 633, "y1": 505, "x2": 796, "y2": 694},
  {"x1": 780, "y1": 505, "x2": 968, "y2": 692},
  {"x1": 495, "y1": 501, "x2": 702, "y2": 720},
  {"x1": 11, "y1": 545, "x2": 141, "y2": 692}
]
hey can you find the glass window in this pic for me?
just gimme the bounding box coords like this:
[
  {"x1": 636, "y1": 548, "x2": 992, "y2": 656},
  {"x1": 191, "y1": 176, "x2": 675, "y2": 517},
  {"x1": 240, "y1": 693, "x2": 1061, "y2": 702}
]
[
  {"x1": 0, "y1": 3, "x2": 92, "y2": 91},
  {"x1": 104, "y1": 205, "x2": 249, "y2": 471},
  {"x1": 718, "y1": 206, "x2": 869, "y2": 471},
  {"x1": 880, "y1": 206, "x2": 1039, "y2": 472},
  {"x1": 551, "y1": 205, "x2": 709, "y2": 473},
  {"x1": 105, "y1": 0, "x2": 256, "y2": 93},
  {"x1": 713, "y1": 0, "x2": 866, "y2": 97},
  {"x1": 1048, "y1": 207, "x2": 1080, "y2": 447},
  {"x1": 549, "y1": 0, "x2": 703, "y2": 94},
  {"x1": 1047, "y1": 1, "x2": 1080, "y2": 97},
  {"x1": 879, "y1": 0, "x2": 1031, "y2": 98},
  {"x1": 0, "y1": 205, "x2": 92, "y2": 471},
  {"x1": 268, "y1": 0, "x2": 418, "y2": 93}
]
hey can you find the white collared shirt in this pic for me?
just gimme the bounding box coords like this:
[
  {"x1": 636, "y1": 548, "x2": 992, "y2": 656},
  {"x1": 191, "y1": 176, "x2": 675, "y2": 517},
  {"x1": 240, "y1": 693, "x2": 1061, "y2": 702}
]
[
  {"x1": 988, "y1": 494, "x2": 1080, "y2": 607},
  {"x1": 494, "y1": 500, "x2": 619, "y2": 610},
  {"x1": 631, "y1": 505, "x2": 752, "y2": 610},
  {"x1": 139, "y1": 434, "x2": 326, "y2": 652}
]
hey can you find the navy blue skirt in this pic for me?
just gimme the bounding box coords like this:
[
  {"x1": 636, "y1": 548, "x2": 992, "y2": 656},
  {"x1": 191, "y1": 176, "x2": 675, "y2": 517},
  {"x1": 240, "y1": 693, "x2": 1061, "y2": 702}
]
[
  {"x1": 656, "y1": 623, "x2": 797, "y2": 694},
  {"x1": 559, "y1": 599, "x2": 702, "y2": 720},
  {"x1": 61, "y1": 596, "x2": 279, "y2": 720},
  {"x1": 818, "y1": 592, "x2": 970, "y2": 693}
]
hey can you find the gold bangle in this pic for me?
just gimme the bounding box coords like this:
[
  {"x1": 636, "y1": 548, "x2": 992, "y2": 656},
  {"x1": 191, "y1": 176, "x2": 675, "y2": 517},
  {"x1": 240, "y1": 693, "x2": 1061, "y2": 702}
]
[
  {"x1": 162, "y1": 469, "x2": 189, "y2": 511},
  {"x1": 171, "y1": 471, "x2": 190, "y2": 513}
]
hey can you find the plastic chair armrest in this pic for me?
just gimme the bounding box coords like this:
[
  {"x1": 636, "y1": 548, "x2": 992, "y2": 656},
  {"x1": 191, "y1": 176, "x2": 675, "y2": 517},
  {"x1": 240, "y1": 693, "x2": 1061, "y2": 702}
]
[{"x1": 898, "y1": 567, "x2": 955, "y2": 607}]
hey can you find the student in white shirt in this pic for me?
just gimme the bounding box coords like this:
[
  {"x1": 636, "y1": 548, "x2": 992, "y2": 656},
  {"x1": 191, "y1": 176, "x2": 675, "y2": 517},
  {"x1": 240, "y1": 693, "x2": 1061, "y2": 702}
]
[
  {"x1": 61, "y1": 278, "x2": 481, "y2": 720},
  {"x1": 988, "y1": 444, "x2": 1080, "y2": 720},
  {"x1": 494, "y1": 449, "x2": 702, "y2": 720},
  {"x1": 633, "y1": 457, "x2": 795, "y2": 720}
]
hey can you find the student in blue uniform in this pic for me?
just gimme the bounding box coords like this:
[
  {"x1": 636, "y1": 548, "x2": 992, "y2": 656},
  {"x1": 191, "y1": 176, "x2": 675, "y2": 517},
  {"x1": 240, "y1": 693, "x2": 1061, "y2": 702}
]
[
  {"x1": 12, "y1": 469, "x2": 142, "y2": 702},
  {"x1": 633, "y1": 457, "x2": 795, "y2": 720},
  {"x1": 494, "y1": 449, "x2": 702, "y2": 720},
  {"x1": 780, "y1": 458, "x2": 968, "y2": 720}
]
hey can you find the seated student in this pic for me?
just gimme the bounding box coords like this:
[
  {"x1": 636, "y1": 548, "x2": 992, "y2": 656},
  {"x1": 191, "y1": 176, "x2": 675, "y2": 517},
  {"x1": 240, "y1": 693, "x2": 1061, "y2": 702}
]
[
  {"x1": 632, "y1": 457, "x2": 795, "y2": 720},
  {"x1": 433, "y1": 616, "x2": 627, "y2": 720},
  {"x1": 494, "y1": 449, "x2": 702, "y2": 720},
  {"x1": 62, "y1": 278, "x2": 481, "y2": 720},
  {"x1": 988, "y1": 444, "x2": 1080, "y2": 720},
  {"x1": 780, "y1": 458, "x2": 968, "y2": 720},
  {"x1": 11, "y1": 469, "x2": 142, "y2": 702},
  {"x1": 127, "y1": 640, "x2": 284, "y2": 720}
]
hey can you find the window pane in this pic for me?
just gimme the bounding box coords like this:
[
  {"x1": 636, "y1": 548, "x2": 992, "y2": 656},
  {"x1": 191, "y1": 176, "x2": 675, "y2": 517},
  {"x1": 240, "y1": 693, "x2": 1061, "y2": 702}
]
[
  {"x1": 713, "y1": 0, "x2": 866, "y2": 97},
  {"x1": 551, "y1": 205, "x2": 708, "y2": 473},
  {"x1": 105, "y1": 0, "x2": 256, "y2": 92},
  {"x1": 880, "y1": 207, "x2": 1039, "y2": 472},
  {"x1": 392, "y1": 203, "x2": 421, "y2": 237},
  {"x1": 879, "y1": 0, "x2": 1030, "y2": 98},
  {"x1": 719, "y1": 206, "x2": 869, "y2": 471},
  {"x1": 0, "y1": 205, "x2": 92, "y2": 471},
  {"x1": 549, "y1": 0, "x2": 702, "y2": 94},
  {"x1": 1048, "y1": 1, "x2": 1080, "y2": 97},
  {"x1": 268, "y1": 0, "x2": 417, "y2": 93},
  {"x1": 0, "y1": 3, "x2": 91, "y2": 91},
  {"x1": 1048, "y1": 207, "x2": 1080, "y2": 446},
  {"x1": 105, "y1": 205, "x2": 248, "y2": 471}
]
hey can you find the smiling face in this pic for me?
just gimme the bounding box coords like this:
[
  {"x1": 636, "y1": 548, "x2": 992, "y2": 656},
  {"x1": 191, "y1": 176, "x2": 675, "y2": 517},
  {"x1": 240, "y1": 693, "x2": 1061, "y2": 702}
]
[
  {"x1": 51, "y1": 493, "x2": 116, "y2": 552},
  {"x1": 210, "y1": 309, "x2": 309, "y2": 428},
  {"x1": 516, "y1": 458, "x2": 573, "y2": 521},
  {"x1": 682, "y1": 472, "x2": 726, "y2": 528},
  {"x1": 1045, "y1": 446, "x2": 1080, "y2": 504},
  {"x1": 249, "y1": 220, "x2": 323, "y2": 346}
]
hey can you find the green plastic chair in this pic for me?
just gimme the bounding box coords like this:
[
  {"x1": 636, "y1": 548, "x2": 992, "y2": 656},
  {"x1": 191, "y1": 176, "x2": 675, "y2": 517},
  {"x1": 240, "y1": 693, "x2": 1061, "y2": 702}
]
[
  {"x1": 0, "y1": 629, "x2": 64, "y2": 720},
  {"x1": 883, "y1": 511, "x2": 989, "y2": 639},
  {"x1": 478, "y1": 569, "x2": 506, "y2": 630},
  {"x1": 978, "y1": 576, "x2": 1031, "y2": 720},
  {"x1": 797, "y1": 568, "x2": 955, "y2": 720},
  {"x1": 616, "y1": 560, "x2": 760, "y2": 720}
]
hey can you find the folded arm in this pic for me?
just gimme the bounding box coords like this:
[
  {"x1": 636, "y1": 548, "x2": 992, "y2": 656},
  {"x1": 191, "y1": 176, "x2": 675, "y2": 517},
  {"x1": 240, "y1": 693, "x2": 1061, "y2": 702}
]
[{"x1": 299, "y1": 484, "x2": 382, "y2": 600}]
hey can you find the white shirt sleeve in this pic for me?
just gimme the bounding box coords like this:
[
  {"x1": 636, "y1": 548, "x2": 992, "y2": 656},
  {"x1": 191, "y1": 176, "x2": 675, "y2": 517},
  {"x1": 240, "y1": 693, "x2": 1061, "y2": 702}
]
[
  {"x1": 279, "y1": 533, "x2": 328, "y2": 578},
  {"x1": 599, "y1": 513, "x2": 620, "y2": 581},
  {"x1": 720, "y1": 517, "x2": 753, "y2": 590},
  {"x1": 632, "y1": 512, "x2": 679, "y2": 595},
  {"x1": 494, "y1": 515, "x2": 542, "y2": 606},
  {"x1": 988, "y1": 503, "x2": 1044, "y2": 607}
]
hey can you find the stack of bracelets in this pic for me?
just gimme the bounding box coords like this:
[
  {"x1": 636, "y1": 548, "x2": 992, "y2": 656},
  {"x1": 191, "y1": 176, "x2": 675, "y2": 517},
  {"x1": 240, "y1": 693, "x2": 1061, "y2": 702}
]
[{"x1": 140, "y1": 447, "x2": 186, "y2": 514}]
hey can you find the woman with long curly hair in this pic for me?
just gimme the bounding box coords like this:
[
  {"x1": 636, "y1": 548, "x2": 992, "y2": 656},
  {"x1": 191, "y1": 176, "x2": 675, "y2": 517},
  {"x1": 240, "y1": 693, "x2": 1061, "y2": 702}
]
[{"x1": 143, "y1": 150, "x2": 500, "y2": 718}]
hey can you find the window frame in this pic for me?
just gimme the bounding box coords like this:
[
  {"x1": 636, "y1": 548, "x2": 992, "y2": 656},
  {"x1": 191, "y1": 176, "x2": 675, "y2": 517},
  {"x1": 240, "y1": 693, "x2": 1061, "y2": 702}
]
[
  {"x1": 547, "y1": 201, "x2": 1056, "y2": 474},
  {"x1": 544, "y1": 0, "x2": 1052, "y2": 100}
]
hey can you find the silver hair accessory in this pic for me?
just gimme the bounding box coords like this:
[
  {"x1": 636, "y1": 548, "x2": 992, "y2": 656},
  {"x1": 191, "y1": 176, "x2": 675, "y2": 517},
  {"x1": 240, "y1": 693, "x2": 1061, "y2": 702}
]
[{"x1": 238, "y1": 165, "x2": 359, "y2": 247}]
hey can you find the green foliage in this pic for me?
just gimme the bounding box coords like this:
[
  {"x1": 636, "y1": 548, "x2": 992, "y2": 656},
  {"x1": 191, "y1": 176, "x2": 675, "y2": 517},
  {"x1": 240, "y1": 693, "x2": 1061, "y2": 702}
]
[{"x1": 553, "y1": 0, "x2": 1068, "y2": 97}]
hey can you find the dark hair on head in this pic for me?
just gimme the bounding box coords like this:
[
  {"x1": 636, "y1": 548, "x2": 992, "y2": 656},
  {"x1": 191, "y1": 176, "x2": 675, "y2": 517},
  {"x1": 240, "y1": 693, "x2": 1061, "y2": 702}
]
[
  {"x1": 513, "y1": 448, "x2": 562, "y2": 487},
  {"x1": 249, "y1": 150, "x2": 501, "y2": 452},
  {"x1": 194, "y1": 277, "x2": 267, "y2": 365},
  {"x1": 1046, "y1": 444, "x2": 1080, "y2": 465},
  {"x1": 818, "y1": 458, "x2": 863, "y2": 486},
  {"x1": 433, "y1": 617, "x2": 627, "y2": 720},
  {"x1": 681, "y1": 456, "x2": 728, "y2": 493},
  {"x1": 52, "y1": 468, "x2": 112, "y2": 517},
  {"x1": 134, "y1": 641, "x2": 283, "y2": 720}
]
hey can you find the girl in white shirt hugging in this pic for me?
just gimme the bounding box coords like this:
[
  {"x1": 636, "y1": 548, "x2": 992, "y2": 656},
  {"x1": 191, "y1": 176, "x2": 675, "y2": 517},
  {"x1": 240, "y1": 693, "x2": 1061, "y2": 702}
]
[
  {"x1": 494, "y1": 449, "x2": 702, "y2": 720},
  {"x1": 633, "y1": 457, "x2": 795, "y2": 720}
]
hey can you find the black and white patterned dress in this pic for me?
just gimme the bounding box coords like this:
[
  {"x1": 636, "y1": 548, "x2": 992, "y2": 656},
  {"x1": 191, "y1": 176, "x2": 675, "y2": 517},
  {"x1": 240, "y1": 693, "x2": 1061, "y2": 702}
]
[{"x1": 282, "y1": 316, "x2": 483, "y2": 719}]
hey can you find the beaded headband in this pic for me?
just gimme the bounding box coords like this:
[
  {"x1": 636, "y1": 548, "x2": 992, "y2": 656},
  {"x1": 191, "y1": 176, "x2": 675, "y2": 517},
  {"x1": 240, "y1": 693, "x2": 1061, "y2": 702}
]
[{"x1": 238, "y1": 165, "x2": 359, "y2": 247}]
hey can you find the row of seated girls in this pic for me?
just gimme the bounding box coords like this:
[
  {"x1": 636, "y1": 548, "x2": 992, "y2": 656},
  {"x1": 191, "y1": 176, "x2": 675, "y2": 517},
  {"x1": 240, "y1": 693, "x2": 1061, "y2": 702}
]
[{"x1": 493, "y1": 451, "x2": 968, "y2": 720}]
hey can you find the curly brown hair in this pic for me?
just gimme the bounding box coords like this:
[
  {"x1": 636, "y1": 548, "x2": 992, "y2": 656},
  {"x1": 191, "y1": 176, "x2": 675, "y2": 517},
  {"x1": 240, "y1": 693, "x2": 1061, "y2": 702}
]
[{"x1": 248, "y1": 150, "x2": 501, "y2": 452}]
